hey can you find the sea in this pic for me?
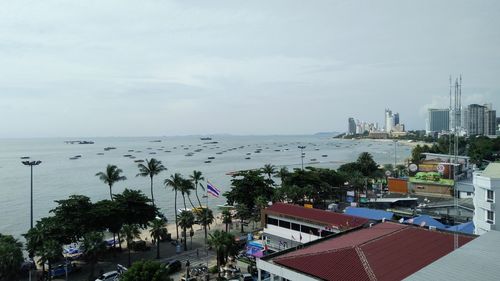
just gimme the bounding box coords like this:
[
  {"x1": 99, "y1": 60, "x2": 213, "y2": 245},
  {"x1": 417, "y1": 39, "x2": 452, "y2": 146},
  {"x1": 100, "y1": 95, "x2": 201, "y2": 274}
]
[{"x1": 0, "y1": 135, "x2": 412, "y2": 239}]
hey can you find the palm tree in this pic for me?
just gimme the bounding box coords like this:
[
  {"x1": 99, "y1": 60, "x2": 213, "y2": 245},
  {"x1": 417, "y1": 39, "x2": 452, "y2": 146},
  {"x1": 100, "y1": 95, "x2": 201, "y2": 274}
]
[
  {"x1": 221, "y1": 209, "x2": 232, "y2": 232},
  {"x1": 177, "y1": 210, "x2": 195, "y2": 251},
  {"x1": 196, "y1": 208, "x2": 214, "y2": 243},
  {"x1": 208, "y1": 230, "x2": 235, "y2": 278},
  {"x1": 96, "y1": 164, "x2": 126, "y2": 250},
  {"x1": 164, "y1": 173, "x2": 183, "y2": 241},
  {"x1": 82, "y1": 232, "x2": 106, "y2": 280},
  {"x1": 149, "y1": 218, "x2": 168, "y2": 259},
  {"x1": 120, "y1": 224, "x2": 141, "y2": 267},
  {"x1": 95, "y1": 164, "x2": 127, "y2": 201},
  {"x1": 277, "y1": 166, "x2": 290, "y2": 184},
  {"x1": 38, "y1": 239, "x2": 61, "y2": 281},
  {"x1": 137, "y1": 158, "x2": 167, "y2": 207},
  {"x1": 261, "y1": 164, "x2": 276, "y2": 181},
  {"x1": 189, "y1": 170, "x2": 205, "y2": 208}
]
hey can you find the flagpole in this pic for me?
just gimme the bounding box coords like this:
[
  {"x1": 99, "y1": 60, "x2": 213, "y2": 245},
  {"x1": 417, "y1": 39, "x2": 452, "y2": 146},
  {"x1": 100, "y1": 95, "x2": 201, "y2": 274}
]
[{"x1": 205, "y1": 185, "x2": 209, "y2": 279}]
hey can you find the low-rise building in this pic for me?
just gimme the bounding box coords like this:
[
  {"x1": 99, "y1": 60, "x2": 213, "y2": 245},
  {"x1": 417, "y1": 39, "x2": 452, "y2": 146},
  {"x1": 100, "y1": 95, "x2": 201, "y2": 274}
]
[
  {"x1": 261, "y1": 203, "x2": 368, "y2": 251},
  {"x1": 257, "y1": 221, "x2": 474, "y2": 281},
  {"x1": 473, "y1": 163, "x2": 500, "y2": 235}
]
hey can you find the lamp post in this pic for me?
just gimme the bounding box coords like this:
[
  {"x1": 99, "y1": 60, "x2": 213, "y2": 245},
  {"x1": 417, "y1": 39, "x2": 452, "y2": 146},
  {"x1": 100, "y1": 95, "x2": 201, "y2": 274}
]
[
  {"x1": 298, "y1": 146, "x2": 306, "y2": 170},
  {"x1": 22, "y1": 160, "x2": 41, "y2": 229},
  {"x1": 22, "y1": 160, "x2": 41, "y2": 281}
]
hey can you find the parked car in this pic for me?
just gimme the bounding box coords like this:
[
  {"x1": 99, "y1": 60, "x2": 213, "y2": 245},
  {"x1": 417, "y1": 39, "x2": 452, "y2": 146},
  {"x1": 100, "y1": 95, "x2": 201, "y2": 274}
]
[
  {"x1": 164, "y1": 259, "x2": 182, "y2": 274},
  {"x1": 49, "y1": 261, "x2": 80, "y2": 278},
  {"x1": 129, "y1": 240, "x2": 150, "y2": 251},
  {"x1": 95, "y1": 270, "x2": 119, "y2": 281}
]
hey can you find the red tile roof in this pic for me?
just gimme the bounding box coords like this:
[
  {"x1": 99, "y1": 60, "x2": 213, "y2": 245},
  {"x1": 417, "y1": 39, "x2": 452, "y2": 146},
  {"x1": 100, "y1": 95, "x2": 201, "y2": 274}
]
[
  {"x1": 273, "y1": 222, "x2": 475, "y2": 281},
  {"x1": 265, "y1": 203, "x2": 368, "y2": 229}
]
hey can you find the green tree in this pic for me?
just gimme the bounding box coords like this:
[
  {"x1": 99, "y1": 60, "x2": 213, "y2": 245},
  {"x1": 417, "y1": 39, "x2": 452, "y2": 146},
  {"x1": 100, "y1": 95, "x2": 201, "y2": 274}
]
[
  {"x1": 149, "y1": 218, "x2": 168, "y2": 259},
  {"x1": 177, "y1": 210, "x2": 195, "y2": 251},
  {"x1": 120, "y1": 224, "x2": 141, "y2": 267},
  {"x1": 120, "y1": 260, "x2": 172, "y2": 281},
  {"x1": 180, "y1": 178, "x2": 196, "y2": 210},
  {"x1": 356, "y1": 152, "x2": 379, "y2": 178},
  {"x1": 137, "y1": 158, "x2": 167, "y2": 207},
  {"x1": 235, "y1": 204, "x2": 252, "y2": 233},
  {"x1": 95, "y1": 164, "x2": 127, "y2": 201},
  {"x1": 0, "y1": 234, "x2": 23, "y2": 281},
  {"x1": 50, "y1": 195, "x2": 94, "y2": 242},
  {"x1": 261, "y1": 164, "x2": 276, "y2": 182},
  {"x1": 225, "y1": 170, "x2": 274, "y2": 213},
  {"x1": 38, "y1": 239, "x2": 62, "y2": 281},
  {"x1": 82, "y1": 231, "x2": 106, "y2": 280},
  {"x1": 208, "y1": 230, "x2": 236, "y2": 278},
  {"x1": 196, "y1": 208, "x2": 214, "y2": 243},
  {"x1": 189, "y1": 170, "x2": 205, "y2": 208},
  {"x1": 221, "y1": 209, "x2": 232, "y2": 233},
  {"x1": 90, "y1": 200, "x2": 124, "y2": 250},
  {"x1": 114, "y1": 189, "x2": 157, "y2": 228},
  {"x1": 164, "y1": 173, "x2": 183, "y2": 241}
]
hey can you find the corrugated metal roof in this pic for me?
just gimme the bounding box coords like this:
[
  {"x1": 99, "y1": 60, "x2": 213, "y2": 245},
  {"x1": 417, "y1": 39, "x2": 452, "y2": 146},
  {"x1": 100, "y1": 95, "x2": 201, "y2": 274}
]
[
  {"x1": 272, "y1": 222, "x2": 475, "y2": 281},
  {"x1": 344, "y1": 207, "x2": 394, "y2": 220},
  {"x1": 404, "y1": 230, "x2": 500, "y2": 281},
  {"x1": 265, "y1": 203, "x2": 368, "y2": 229},
  {"x1": 405, "y1": 215, "x2": 447, "y2": 229},
  {"x1": 446, "y1": 222, "x2": 474, "y2": 234}
]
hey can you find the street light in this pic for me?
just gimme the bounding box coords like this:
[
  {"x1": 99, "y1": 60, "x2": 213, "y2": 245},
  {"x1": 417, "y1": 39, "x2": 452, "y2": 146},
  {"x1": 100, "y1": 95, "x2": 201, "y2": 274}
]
[
  {"x1": 298, "y1": 146, "x2": 306, "y2": 170},
  {"x1": 22, "y1": 160, "x2": 41, "y2": 281},
  {"x1": 22, "y1": 160, "x2": 41, "y2": 229}
]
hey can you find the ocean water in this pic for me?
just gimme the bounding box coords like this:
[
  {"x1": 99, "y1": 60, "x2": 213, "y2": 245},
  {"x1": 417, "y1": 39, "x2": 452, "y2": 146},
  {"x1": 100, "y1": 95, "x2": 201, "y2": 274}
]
[{"x1": 0, "y1": 135, "x2": 411, "y2": 238}]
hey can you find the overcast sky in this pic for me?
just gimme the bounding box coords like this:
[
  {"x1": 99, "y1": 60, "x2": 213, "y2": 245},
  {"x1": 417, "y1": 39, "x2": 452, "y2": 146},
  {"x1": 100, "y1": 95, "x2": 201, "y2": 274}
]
[{"x1": 0, "y1": 1, "x2": 499, "y2": 137}]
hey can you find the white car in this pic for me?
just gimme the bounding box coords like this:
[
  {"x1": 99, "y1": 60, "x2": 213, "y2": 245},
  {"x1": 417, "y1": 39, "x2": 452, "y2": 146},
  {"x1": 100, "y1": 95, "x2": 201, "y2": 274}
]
[{"x1": 95, "y1": 271, "x2": 119, "y2": 281}]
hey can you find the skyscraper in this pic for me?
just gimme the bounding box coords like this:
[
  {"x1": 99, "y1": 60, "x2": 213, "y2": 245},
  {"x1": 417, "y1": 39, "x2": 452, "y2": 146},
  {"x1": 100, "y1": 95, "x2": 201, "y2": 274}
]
[
  {"x1": 485, "y1": 108, "x2": 497, "y2": 136},
  {"x1": 428, "y1": 109, "x2": 450, "y2": 133},
  {"x1": 385, "y1": 109, "x2": 394, "y2": 133},
  {"x1": 348, "y1": 117, "x2": 356, "y2": 135},
  {"x1": 467, "y1": 104, "x2": 486, "y2": 135}
]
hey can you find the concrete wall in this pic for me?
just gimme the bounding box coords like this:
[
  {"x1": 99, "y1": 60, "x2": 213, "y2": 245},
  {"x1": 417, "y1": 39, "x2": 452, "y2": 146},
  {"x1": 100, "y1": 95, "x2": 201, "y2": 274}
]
[{"x1": 473, "y1": 173, "x2": 500, "y2": 235}]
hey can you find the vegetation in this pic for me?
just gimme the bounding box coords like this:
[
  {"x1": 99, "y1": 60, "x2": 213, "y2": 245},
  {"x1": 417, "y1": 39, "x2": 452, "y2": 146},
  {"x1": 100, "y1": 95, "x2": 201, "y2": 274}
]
[
  {"x1": 82, "y1": 231, "x2": 107, "y2": 280},
  {"x1": 208, "y1": 230, "x2": 237, "y2": 278},
  {"x1": 190, "y1": 170, "x2": 205, "y2": 208},
  {"x1": 120, "y1": 224, "x2": 141, "y2": 267},
  {"x1": 177, "y1": 210, "x2": 195, "y2": 251},
  {"x1": 120, "y1": 260, "x2": 173, "y2": 281},
  {"x1": 95, "y1": 164, "x2": 127, "y2": 201},
  {"x1": 196, "y1": 207, "x2": 215, "y2": 243},
  {"x1": 137, "y1": 158, "x2": 167, "y2": 207},
  {"x1": 0, "y1": 234, "x2": 23, "y2": 281},
  {"x1": 221, "y1": 209, "x2": 232, "y2": 232},
  {"x1": 149, "y1": 218, "x2": 168, "y2": 259},
  {"x1": 164, "y1": 173, "x2": 184, "y2": 241}
]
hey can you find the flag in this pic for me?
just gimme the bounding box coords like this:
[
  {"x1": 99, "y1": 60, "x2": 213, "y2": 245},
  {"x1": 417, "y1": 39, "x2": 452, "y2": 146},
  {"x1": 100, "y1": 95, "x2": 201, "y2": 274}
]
[{"x1": 207, "y1": 181, "x2": 221, "y2": 198}]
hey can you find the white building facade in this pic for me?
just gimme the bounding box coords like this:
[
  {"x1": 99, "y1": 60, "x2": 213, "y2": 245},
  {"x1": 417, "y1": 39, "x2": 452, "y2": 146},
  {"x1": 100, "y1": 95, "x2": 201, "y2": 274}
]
[{"x1": 473, "y1": 163, "x2": 500, "y2": 235}]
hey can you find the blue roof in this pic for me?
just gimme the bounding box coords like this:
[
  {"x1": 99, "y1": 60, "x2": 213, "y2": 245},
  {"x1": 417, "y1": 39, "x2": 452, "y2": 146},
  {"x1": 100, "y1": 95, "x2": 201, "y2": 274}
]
[
  {"x1": 447, "y1": 222, "x2": 474, "y2": 234},
  {"x1": 405, "y1": 215, "x2": 447, "y2": 229},
  {"x1": 344, "y1": 207, "x2": 394, "y2": 220}
]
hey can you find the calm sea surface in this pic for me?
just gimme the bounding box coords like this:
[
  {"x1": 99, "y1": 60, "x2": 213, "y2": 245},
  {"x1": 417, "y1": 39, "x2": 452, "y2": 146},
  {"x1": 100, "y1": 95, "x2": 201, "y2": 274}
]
[{"x1": 0, "y1": 135, "x2": 411, "y2": 238}]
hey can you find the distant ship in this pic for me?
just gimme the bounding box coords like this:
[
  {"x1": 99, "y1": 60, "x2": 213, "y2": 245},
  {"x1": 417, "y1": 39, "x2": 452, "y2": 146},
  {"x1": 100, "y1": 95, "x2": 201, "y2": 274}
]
[{"x1": 200, "y1": 137, "x2": 212, "y2": 140}]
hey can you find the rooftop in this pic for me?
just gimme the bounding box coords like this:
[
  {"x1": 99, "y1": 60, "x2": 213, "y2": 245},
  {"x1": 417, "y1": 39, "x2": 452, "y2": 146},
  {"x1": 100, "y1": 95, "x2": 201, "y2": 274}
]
[
  {"x1": 480, "y1": 163, "x2": 500, "y2": 178},
  {"x1": 405, "y1": 230, "x2": 500, "y2": 281},
  {"x1": 266, "y1": 222, "x2": 475, "y2": 281},
  {"x1": 344, "y1": 207, "x2": 394, "y2": 221},
  {"x1": 265, "y1": 203, "x2": 368, "y2": 229}
]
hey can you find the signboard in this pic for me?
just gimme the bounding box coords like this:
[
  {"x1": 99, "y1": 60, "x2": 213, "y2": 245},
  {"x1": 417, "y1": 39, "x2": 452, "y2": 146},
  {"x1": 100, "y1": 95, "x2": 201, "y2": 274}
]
[
  {"x1": 304, "y1": 203, "x2": 313, "y2": 209},
  {"x1": 409, "y1": 163, "x2": 418, "y2": 172},
  {"x1": 346, "y1": 191, "x2": 355, "y2": 197}
]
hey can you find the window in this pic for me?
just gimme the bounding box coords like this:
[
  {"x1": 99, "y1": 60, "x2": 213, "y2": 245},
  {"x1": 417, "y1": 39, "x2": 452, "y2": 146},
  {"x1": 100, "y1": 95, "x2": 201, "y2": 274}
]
[
  {"x1": 467, "y1": 192, "x2": 472, "y2": 196},
  {"x1": 487, "y1": 211, "x2": 494, "y2": 224},
  {"x1": 278, "y1": 220, "x2": 290, "y2": 229},
  {"x1": 291, "y1": 223, "x2": 301, "y2": 231},
  {"x1": 267, "y1": 217, "x2": 278, "y2": 226},
  {"x1": 487, "y1": 190, "x2": 494, "y2": 203}
]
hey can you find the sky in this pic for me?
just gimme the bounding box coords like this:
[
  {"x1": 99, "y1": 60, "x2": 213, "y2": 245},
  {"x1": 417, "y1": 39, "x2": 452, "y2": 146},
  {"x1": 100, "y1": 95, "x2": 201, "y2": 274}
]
[{"x1": 0, "y1": 0, "x2": 499, "y2": 137}]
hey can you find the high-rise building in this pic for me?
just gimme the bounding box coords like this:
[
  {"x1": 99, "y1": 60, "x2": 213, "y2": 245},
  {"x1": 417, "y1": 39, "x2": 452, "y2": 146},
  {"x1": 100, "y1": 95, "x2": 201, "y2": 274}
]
[
  {"x1": 428, "y1": 109, "x2": 450, "y2": 133},
  {"x1": 394, "y1": 113, "x2": 400, "y2": 126},
  {"x1": 485, "y1": 108, "x2": 497, "y2": 136},
  {"x1": 348, "y1": 118, "x2": 356, "y2": 135},
  {"x1": 385, "y1": 109, "x2": 394, "y2": 133},
  {"x1": 467, "y1": 104, "x2": 486, "y2": 135}
]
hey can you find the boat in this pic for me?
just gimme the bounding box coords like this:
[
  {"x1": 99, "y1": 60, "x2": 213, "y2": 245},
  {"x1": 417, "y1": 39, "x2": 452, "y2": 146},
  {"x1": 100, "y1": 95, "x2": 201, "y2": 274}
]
[
  {"x1": 204, "y1": 160, "x2": 212, "y2": 163},
  {"x1": 69, "y1": 157, "x2": 79, "y2": 160},
  {"x1": 185, "y1": 153, "x2": 194, "y2": 157},
  {"x1": 245, "y1": 157, "x2": 251, "y2": 160},
  {"x1": 322, "y1": 154, "x2": 328, "y2": 157},
  {"x1": 97, "y1": 153, "x2": 104, "y2": 155},
  {"x1": 20, "y1": 156, "x2": 30, "y2": 159},
  {"x1": 208, "y1": 157, "x2": 215, "y2": 160},
  {"x1": 104, "y1": 147, "x2": 116, "y2": 151},
  {"x1": 134, "y1": 160, "x2": 144, "y2": 163},
  {"x1": 310, "y1": 158, "x2": 317, "y2": 161},
  {"x1": 200, "y1": 137, "x2": 212, "y2": 141},
  {"x1": 123, "y1": 154, "x2": 132, "y2": 157}
]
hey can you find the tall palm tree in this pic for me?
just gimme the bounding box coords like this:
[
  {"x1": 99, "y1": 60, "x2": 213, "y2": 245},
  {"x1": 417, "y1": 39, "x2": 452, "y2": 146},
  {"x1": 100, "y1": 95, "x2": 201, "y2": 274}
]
[
  {"x1": 177, "y1": 210, "x2": 195, "y2": 251},
  {"x1": 120, "y1": 224, "x2": 141, "y2": 267},
  {"x1": 96, "y1": 164, "x2": 126, "y2": 250},
  {"x1": 164, "y1": 173, "x2": 184, "y2": 241},
  {"x1": 137, "y1": 158, "x2": 167, "y2": 207},
  {"x1": 221, "y1": 209, "x2": 232, "y2": 233},
  {"x1": 95, "y1": 164, "x2": 127, "y2": 201},
  {"x1": 82, "y1": 231, "x2": 106, "y2": 280},
  {"x1": 261, "y1": 164, "x2": 276, "y2": 181},
  {"x1": 179, "y1": 178, "x2": 196, "y2": 210},
  {"x1": 208, "y1": 230, "x2": 235, "y2": 278},
  {"x1": 149, "y1": 218, "x2": 168, "y2": 259},
  {"x1": 189, "y1": 170, "x2": 205, "y2": 208},
  {"x1": 196, "y1": 208, "x2": 214, "y2": 243}
]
